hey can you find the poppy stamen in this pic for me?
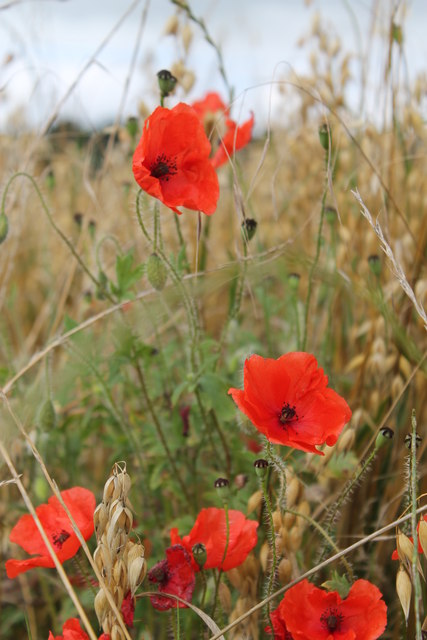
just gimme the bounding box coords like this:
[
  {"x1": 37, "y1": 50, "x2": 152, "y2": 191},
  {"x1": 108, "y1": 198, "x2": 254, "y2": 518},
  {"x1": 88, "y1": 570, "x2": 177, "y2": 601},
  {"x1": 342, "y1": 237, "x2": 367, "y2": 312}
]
[
  {"x1": 279, "y1": 402, "x2": 298, "y2": 426},
  {"x1": 52, "y1": 529, "x2": 71, "y2": 549},
  {"x1": 150, "y1": 154, "x2": 178, "y2": 181},
  {"x1": 320, "y1": 607, "x2": 344, "y2": 632}
]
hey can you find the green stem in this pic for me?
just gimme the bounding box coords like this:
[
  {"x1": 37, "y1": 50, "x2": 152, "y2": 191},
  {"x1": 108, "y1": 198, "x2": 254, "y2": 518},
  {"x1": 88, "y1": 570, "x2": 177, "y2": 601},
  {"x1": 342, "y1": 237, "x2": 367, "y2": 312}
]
[
  {"x1": 302, "y1": 187, "x2": 328, "y2": 351},
  {"x1": 174, "y1": 214, "x2": 191, "y2": 274},
  {"x1": 261, "y1": 468, "x2": 276, "y2": 633},
  {"x1": 134, "y1": 358, "x2": 191, "y2": 504},
  {"x1": 2, "y1": 172, "x2": 106, "y2": 296},
  {"x1": 410, "y1": 409, "x2": 422, "y2": 640},
  {"x1": 95, "y1": 234, "x2": 123, "y2": 271}
]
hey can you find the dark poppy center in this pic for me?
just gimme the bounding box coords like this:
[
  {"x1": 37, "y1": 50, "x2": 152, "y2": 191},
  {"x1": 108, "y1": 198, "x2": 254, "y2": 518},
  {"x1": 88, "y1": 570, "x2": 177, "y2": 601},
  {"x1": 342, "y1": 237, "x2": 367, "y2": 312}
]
[
  {"x1": 150, "y1": 154, "x2": 178, "y2": 181},
  {"x1": 279, "y1": 402, "x2": 298, "y2": 426},
  {"x1": 52, "y1": 529, "x2": 71, "y2": 549},
  {"x1": 149, "y1": 564, "x2": 169, "y2": 585},
  {"x1": 320, "y1": 607, "x2": 344, "y2": 632}
]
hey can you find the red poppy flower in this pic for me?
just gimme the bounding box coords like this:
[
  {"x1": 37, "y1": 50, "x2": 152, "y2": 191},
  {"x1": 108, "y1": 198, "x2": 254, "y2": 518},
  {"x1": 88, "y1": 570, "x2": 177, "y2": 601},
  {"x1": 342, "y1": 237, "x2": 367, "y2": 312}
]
[
  {"x1": 265, "y1": 608, "x2": 294, "y2": 639},
  {"x1": 48, "y1": 618, "x2": 110, "y2": 640},
  {"x1": 6, "y1": 487, "x2": 96, "y2": 579},
  {"x1": 191, "y1": 92, "x2": 229, "y2": 120},
  {"x1": 148, "y1": 544, "x2": 195, "y2": 611},
  {"x1": 121, "y1": 590, "x2": 135, "y2": 627},
  {"x1": 267, "y1": 579, "x2": 387, "y2": 640},
  {"x1": 211, "y1": 114, "x2": 255, "y2": 168},
  {"x1": 191, "y1": 91, "x2": 254, "y2": 168},
  {"x1": 170, "y1": 507, "x2": 258, "y2": 572},
  {"x1": 228, "y1": 352, "x2": 352, "y2": 455},
  {"x1": 132, "y1": 103, "x2": 219, "y2": 215}
]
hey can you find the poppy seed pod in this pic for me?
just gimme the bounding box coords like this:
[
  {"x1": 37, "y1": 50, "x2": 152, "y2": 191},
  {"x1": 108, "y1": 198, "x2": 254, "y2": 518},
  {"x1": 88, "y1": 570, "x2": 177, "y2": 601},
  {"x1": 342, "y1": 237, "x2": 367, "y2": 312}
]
[
  {"x1": 157, "y1": 69, "x2": 177, "y2": 97},
  {"x1": 192, "y1": 543, "x2": 207, "y2": 569},
  {"x1": 253, "y1": 458, "x2": 269, "y2": 480},
  {"x1": 374, "y1": 426, "x2": 394, "y2": 449},
  {"x1": 242, "y1": 218, "x2": 257, "y2": 241},
  {"x1": 419, "y1": 518, "x2": 427, "y2": 559},
  {"x1": 214, "y1": 477, "x2": 230, "y2": 504}
]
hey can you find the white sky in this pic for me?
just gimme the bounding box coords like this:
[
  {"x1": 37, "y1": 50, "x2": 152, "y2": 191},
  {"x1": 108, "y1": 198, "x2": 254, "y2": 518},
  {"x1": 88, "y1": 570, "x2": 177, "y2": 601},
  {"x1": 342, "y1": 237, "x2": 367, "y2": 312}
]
[{"x1": 0, "y1": 0, "x2": 426, "y2": 132}]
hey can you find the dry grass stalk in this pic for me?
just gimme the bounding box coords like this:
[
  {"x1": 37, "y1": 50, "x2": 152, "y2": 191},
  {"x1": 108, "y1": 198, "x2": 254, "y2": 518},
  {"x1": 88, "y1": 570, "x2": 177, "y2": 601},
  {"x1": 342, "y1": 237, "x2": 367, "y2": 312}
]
[{"x1": 352, "y1": 188, "x2": 427, "y2": 331}]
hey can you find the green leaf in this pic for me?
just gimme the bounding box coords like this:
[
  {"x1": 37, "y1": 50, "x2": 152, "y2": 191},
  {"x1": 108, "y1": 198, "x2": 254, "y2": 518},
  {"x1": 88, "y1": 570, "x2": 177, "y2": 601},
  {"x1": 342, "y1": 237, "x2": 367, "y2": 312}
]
[
  {"x1": 113, "y1": 249, "x2": 145, "y2": 300},
  {"x1": 321, "y1": 571, "x2": 351, "y2": 598}
]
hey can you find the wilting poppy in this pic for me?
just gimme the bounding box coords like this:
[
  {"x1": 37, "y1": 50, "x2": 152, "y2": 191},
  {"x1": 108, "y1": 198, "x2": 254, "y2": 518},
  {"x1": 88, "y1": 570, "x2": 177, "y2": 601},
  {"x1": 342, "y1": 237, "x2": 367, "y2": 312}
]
[
  {"x1": 170, "y1": 507, "x2": 258, "y2": 572},
  {"x1": 148, "y1": 544, "x2": 195, "y2": 610},
  {"x1": 48, "y1": 617, "x2": 110, "y2": 640},
  {"x1": 191, "y1": 91, "x2": 254, "y2": 168},
  {"x1": 132, "y1": 103, "x2": 219, "y2": 215},
  {"x1": 267, "y1": 579, "x2": 387, "y2": 640},
  {"x1": 6, "y1": 487, "x2": 96, "y2": 579},
  {"x1": 121, "y1": 591, "x2": 135, "y2": 627},
  {"x1": 228, "y1": 352, "x2": 352, "y2": 455}
]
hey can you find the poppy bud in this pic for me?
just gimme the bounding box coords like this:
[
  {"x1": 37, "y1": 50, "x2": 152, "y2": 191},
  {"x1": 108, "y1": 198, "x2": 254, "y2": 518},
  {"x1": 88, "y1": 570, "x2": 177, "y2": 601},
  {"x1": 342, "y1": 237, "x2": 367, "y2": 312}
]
[
  {"x1": 126, "y1": 116, "x2": 138, "y2": 140},
  {"x1": 214, "y1": 477, "x2": 229, "y2": 504},
  {"x1": 192, "y1": 542, "x2": 207, "y2": 569},
  {"x1": 146, "y1": 252, "x2": 168, "y2": 291},
  {"x1": 324, "y1": 206, "x2": 337, "y2": 225},
  {"x1": 0, "y1": 213, "x2": 8, "y2": 244},
  {"x1": 37, "y1": 398, "x2": 57, "y2": 430},
  {"x1": 88, "y1": 219, "x2": 96, "y2": 239},
  {"x1": 288, "y1": 272, "x2": 300, "y2": 293},
  {"x1": 368, "y1": 254, "x2": 382, "y2": 277},
  {"x1": 241, "y1": 218, "x2": 257, "y2": 241},
  {"x1": 374, "y1": 426, "x2": 394, "y2": 449},
  {"x1": 318, "y1": 123, "x2": 331, "y2": 151},
  {"x1": 73, "y1": 212, "x2": 83, "y2": 228},
  {"x1": 253, "y1": 458, "x2": 269, "y2": 479},
  {"x1": 157, "y1": 69, "x2": 177, "y2": 98},
  {"x1": 46, "y1": 169, "x2": 55, "y2": 191}
]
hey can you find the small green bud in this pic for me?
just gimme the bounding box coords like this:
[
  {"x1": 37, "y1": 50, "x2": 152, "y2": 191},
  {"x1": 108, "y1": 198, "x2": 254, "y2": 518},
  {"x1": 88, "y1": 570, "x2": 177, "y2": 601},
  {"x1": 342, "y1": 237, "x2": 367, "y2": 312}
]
[
  {"x1": 192, "y1": 543, "x2": 207, "y2": 569},
  {"x1": 368, "y1": 254, "x2": 382, "y2": 277},
  {"x1": 375, "y1": 426, "x2": 394, "y2": 450},
  {"x1": 324, "y1": 206, "x2": 337, "y2": 225},
  {"x1": 73, "y1": 212, "x2": 83, "y2": 228},
  {"x1": 157, "y1": 70, "x2": 177, "y2": 98},
  {"x1": 46, "y1": 169, "x2": 55, "y2": 191},
  {"x1": 0, "y1": 213, "x2": 9, "y2": 244},
  {"x1": 88, "y1": 219, "x2": 96, "y2": 240},
  {"x1": 253, "y1": 458, "x2": 269, "y2": 479},
  {"x1": 214, "y1": 477, "x2": 229, "y2": 504},
  {"x1": 146, "y1": 253, "x2": 167, "y2": 291},
  {"x1": 288, "y1": 272, "x2": 300, "y2": 293},
  {"x1": 37, "y1": 398, "x2": 57, "y2": 430},
  {"x1": 318, "y1": 123, "x2": 331, "y2": 152},
  {"x1": 241, "y1": 218, "x2": 257, "y2": 241}
]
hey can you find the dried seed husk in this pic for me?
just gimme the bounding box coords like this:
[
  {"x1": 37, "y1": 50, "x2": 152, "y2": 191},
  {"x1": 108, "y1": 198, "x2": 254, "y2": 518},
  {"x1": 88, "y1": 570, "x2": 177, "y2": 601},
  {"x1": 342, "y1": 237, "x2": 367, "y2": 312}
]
[
  {"x1": 219, "y1": 581, "x2": 232, "y2": 613},
  {"x1": 128, "y1": 555, "x2": 147, "y2": 596},
  {"x1": 396, "y1": 564, "x2": 412, "y2": 623},
  {"x1": 277, "y1": 557, "x2": 292, "y2": 584},
  {"x1": 419, "y1": 519, "x2": 427, "y2": 559},
  {"x1": 94, "y1": 589, "x2": 109, "y2": 626},
  {"x1": 286, "y1": 477, "x2": 300, "y2": 508},
  {"x1": 247, "y1": 490, "x2": 263, "y2": 516}
]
